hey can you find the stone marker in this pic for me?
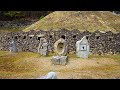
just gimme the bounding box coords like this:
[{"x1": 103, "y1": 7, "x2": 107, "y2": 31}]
[
  {"x1": 38, "y1": 38, "x2": 48, "y2": 56},
  {"x1": 54, "y1": 38, "x2": 68, "y2": 56},
  {"x1": 9, "y1": 40, "x2": 18, "y2": 53},
  {"x1": 76, "y1": 36, "x2": 90, "y2": 58},
  {"x1": 52, "y1": 38, "x2": 68, "y2": 65}
]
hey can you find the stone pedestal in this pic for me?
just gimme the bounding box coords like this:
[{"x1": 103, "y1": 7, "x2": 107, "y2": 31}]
[{"x1": 52, "y1": 56, "x2": 68, "y2": 65}]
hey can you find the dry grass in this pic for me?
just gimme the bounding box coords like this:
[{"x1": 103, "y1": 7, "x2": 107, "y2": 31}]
[
  {"x1": 0, "y1": 51, "x2": 120, "y2": 79},
  {"x1": 0, "y1": 51, "x2": 39, "y2": 79},
  {"x1": 0, "y1": 27, "x2": 26, "y2": 33},
  {"x1": 23, "y1": 11, "x2": 120, "y2": 33}
]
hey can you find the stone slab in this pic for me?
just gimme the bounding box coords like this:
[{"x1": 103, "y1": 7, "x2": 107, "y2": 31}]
[{"x1": 52, "y1": 56, "x2": 68, "y2": 65}]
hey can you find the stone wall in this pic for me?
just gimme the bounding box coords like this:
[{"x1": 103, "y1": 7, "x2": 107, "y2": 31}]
[{"x1": 0, "y1": 29, "x2": 120, "y2": 55}]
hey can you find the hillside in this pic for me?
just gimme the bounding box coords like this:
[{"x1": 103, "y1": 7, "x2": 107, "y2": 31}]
[
  {"x1": 23, "y1": 11, "x2": 120, "y2": 32},
  {"x1": 0, "y1": 11, "x2": 52, "y2": 33}
]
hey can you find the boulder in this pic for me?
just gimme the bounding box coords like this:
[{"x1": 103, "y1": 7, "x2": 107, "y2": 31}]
[{"x1": 39, "y1": 72, "x2": 57, "y2": 79}]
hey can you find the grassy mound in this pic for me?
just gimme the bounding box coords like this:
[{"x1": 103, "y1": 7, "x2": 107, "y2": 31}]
[{"x1": 23, "y1": 11, "x2": 120, "y2": 32}]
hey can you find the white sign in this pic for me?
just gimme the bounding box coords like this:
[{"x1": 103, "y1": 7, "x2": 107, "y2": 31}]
[{"x1": 80, "y1": 44, "x2": 87, "y2": 51}]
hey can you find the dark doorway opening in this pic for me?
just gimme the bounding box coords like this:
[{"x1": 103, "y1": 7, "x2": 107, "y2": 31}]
[
  {"x1": 73, "y1": 35, "x2": 76, "y2": 39},
  {"x1": 49, "y1": 35, "x2": 52, "y2": 38},
  {"x1": 109, "y1": 37, "x2": 112, "y2": 41},
  {"x1": 86, "y1": 36, "x2": 89, "y2": 40},
  {"x1": 23, "y1": 36, "x2": 26, "y2": 39},
  {"x1": 30, "y1": 37, "x2": 33, "y2": 39},
  {"x1": 38, "y1": 37, "x2": 41, "y2": 40},
  {"x1": 61, "y1": 35, "x2": 65, "y2": 39},
  {"x1": 7, "y1": 37, "x2": 10, "y2": 40},
  {"x1": 15, "y1": 36, "x2": 18, "y2": 40},
  {"x1": 96, "y1": 36, "x2": 100, "y2": 39}
]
